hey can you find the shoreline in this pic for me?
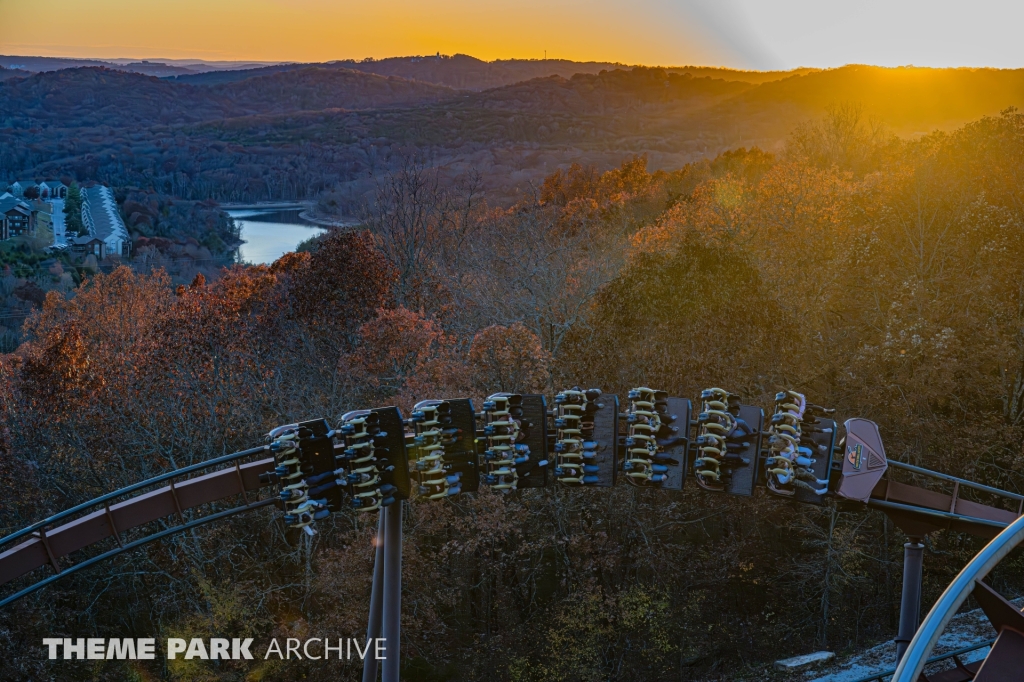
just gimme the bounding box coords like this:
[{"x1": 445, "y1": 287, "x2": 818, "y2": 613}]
[
  {"x1": 219, "y1": 201, "x2": 311, "y2": 211},
  {"x1": 220, "y1": 202, "x2": 358, "y2": 229},
  {"x1": 297, "y1": 210, "x2": 360, "y2": 229}
]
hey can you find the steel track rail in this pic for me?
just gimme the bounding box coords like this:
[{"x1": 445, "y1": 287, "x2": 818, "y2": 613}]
[
  {"x1": 0, "y1": 452, "x2": 277, "y2": 589},
  {"x1": 848, "y1": 638, "x2": 995, "y2": 682},
  {"x1": 0, "y1": 445, "x2": 271, "y2": 550},
  {"x1": 0, "y1": 498, "x2": 277, "y2": 608},
  {"x1": 893, "y1": 513, "x2": 1024, "y2": 681},
  {"x1": 886, "y1": 461, "x2": 1024, "y2": 501},
  {"x1": 867, "y1": 499, "x2": 1011, "y2": 531}
]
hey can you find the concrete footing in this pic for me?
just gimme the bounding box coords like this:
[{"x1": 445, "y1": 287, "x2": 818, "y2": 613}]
[{"x1": 774, "y1": 651, "x2": 835, "y2": 672}]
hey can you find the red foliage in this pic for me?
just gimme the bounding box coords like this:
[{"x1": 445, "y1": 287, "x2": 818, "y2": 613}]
[
  {"x1": 19, "y1": 321, "x2": 101, "y2": 418},
  {"x1": 352, "y1": 307, "x2": 468, "y2": 411},
  {"x1": 468, "y1": 322, "x2": 550, "y2": 394},
  {"x1": 287, "y1": 230, "x2": 397, "y2": 332}
]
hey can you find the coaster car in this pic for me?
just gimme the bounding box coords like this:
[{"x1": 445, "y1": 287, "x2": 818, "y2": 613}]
[
  {"x1": 622, "y1": 387, "x2": 679, "y2": 487},
  {"x1": 479, "y1": 393, "x2": 530, "y2": 492},
  {"x1": 409, "y1": 401, "x2": 460, "y2": 500},
  {"x1": 694, "y1": 388, "x2": 755, "y2": 492},
  {"x1": 764, "y1": 391, "x2": 832, "y2": 498}
]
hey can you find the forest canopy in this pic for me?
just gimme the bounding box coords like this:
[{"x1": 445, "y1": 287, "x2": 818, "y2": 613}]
[
  {"x1": 2, "y1": 107, "x2": 1024, "y2": 681},
  {"x1": 4, "y1": 64, "x2": 1024, "y2": 208}
]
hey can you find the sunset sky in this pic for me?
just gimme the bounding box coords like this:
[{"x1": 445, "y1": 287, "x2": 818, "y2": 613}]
[{"x1": 1, "y1": 0, "x2": 1021, "y2": 69}]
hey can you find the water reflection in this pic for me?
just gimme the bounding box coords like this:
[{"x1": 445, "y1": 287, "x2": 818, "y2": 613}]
[{"x1": 229, "y1": 209, "x2": 326, "y2": 265}]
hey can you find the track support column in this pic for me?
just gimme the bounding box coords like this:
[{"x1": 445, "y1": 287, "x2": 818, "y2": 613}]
[
  {"x1": 895, "y1": 537, "x2": 925, "y2": 664},
  {"x1": 362, "y1": 510, "x2": 386, "y2": 682},
  {"x1": 382, "y1": 501, "x2": 403, "y2": 682}
]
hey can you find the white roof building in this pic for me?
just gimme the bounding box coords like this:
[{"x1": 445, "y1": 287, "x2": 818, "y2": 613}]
[{"x1": 81, "y1": 186, "x2": 130, "y2": 258}]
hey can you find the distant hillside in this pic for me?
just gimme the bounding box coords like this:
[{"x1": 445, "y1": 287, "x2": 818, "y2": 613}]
[
  {"x1": 211, "y1": 67, "x2": 455, "y2": 113},
  {"x1": 466, "y1": 64, "x2": 1024, "y2": 150},
  {"x1": 0, "y1": 68, "x2": 233, "y2": 128},
  {"x1": 473, "y1": 68, "x2": 751, "y2": 114},
  {"x1": 0, "y1": 55, "x2": 195, "y2": 78},
  {"x1": 662, "y1": 66, "x2": 820, "y2": 84},
  {"x1": 173, "y1": 55, "x2": 815, "y2": 90},
  {"x1": 169, "y1": 63, "x2": 309, "y2": 86},
  {"x1": 0, "y1": 66, "x2": 30, "y2": 82},
  {"x1": 0, "y1": 55, "x2": 283, "y2": 76},
  {"x1": 0, "y1": 66, "x2": 457, "y2": 129},
  {"x1": 0, "y1": 55, "x2": 117, "y2": 72},
  {"x1": 171, "y1": 56, "x2": 626, "y2": 89},
  {"x1": 336, "y1": 55, "x2": 631, "y2": 90},
  {"x1": 6, "y1": 61, "x2": 1024, "y2": 209},
  {"x1": 336, "y1": 56, "x2": 821, "y2": 91},
  {"x1": 114, "y1": 61, "x2": 200, "y2": 77},
  {"x1": 6, "y1": 52, "x2": 818, "y2": 91},
  {"x1": 729, "y1": 65, "x2": 1024, "y2": 132}
]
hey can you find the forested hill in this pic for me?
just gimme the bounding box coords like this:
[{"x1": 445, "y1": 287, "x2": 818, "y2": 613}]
[
  {"x1": 173, "y1": 55, "x2": 818, "y2": 89},
  {"x1": 0, "y1": 66, "x2": 456, "y2": 129},
  {"x1": 0, "y1": 55, "x2": 279, "y2": 77},
  {"x1": 345, "y1": 55, "x2": 636, "y2": 90},
  {"x1": 9, "y1": 63, "x2": 1021, "y2": 131},
  {"x1": 0, "y1": 68, "x2": 235, "y2": 127},
  {"x1": 212, "y1": 67, "x2": 455, "y2": 115},
  {"x1": 0, "y1": 66, "x2": 29, "y2": 82},
  {"x1": 731, "y1": 65, "x2": 1024, "y2": 131},
  {"x1": 173, "y1": 55, "x2": 636, "y2": 89},
  {"x1": 486, "y1": 64, "x2": 1024, "y2": 134},
  {"x1": 168, "y1": 62, "x2": 314, "y2": 86},
  {"x1": 3, "y1": 63, "x2": 1024, "y2": 206},
  {"x1": 472, "y1": 68, "x2": 752, "y2": 114}
]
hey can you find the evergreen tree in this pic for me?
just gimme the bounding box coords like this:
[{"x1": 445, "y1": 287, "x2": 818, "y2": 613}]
[{"x1": 63, "y1": 183, "x2": 86, "y2": 236}]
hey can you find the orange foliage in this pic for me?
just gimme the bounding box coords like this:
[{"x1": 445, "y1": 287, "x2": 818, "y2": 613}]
[
  {"x1": 540, "y1": 162, "x2": 598, "y2": 206},
  {"x1": 286, "y1": 230, "x2": 396, "y2": 331},
  {"x1": 18, "y1": 322, "x2": 100, "y2": 419},
  {"x1": 6, "y1": 111, "x2": 1024, "y2": 682},
  {"x1": 352, "y1": 307, "x2": 469, "y2": 412},
  {"x1": 468, "y1": 322, "x2": 551, "y2": 395}
]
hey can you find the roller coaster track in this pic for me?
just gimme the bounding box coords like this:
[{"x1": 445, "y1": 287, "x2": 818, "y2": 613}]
[
  {"x1": 866, "y1": 461, "x2": 1024, "y2": 538},
  {"x1": 0, "y1": 446, "x2": 278, "y2": 608},
  {"x1": 892, "y1": 513, "x2": 1024, "y2": 681},
  {"x1": 3, "y1": 407, "x2": 1024, "y2": 680}
]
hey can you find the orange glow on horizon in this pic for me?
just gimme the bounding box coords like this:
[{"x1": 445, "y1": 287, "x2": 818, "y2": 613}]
[
  {"x1": 0, "y1": 0, "x2": 725, "y2": 67},
  {"x1": 2, "y1": 0, "x2": 1021, "y2": 70}
]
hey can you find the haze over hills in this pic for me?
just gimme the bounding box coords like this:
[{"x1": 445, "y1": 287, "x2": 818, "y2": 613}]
[
  {"x1": 2, "y1": 58, "x2": 1023, "y2": 207},
  {"x1": 171, "y1": 54, "x2": 820, "y2": 90},
  {"x1": 0, "y1": 55, "x2": 282, "y2": 78},
  {"x1": 730, "y1": 64, "x2": 1024, "y2": 132},
  {"x1": 0, "y1": 51, "x2": 829, "y2": 92}
]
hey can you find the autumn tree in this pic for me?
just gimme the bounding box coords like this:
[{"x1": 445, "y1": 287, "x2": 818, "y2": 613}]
[
  {"x1": 361, "y1": 159, "x2": 482, "y2": 312},
  {"x1": 468, "y1": 322, "x2": 551, "y2": 394},
  {"x1": 7, "y1": 111, "x2": 1024, "y2": 682},
  {"x1": 789, "y1": 102, "x2": 891, "y2": 172},
  {"x1": 351, "y1": 306, "x2": 469, "y2": 412}
]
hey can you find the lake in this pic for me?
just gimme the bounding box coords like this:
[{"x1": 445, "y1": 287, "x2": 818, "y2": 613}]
[{"x1": 228, "y1": 208, "x2": 326, "y2": 265}]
